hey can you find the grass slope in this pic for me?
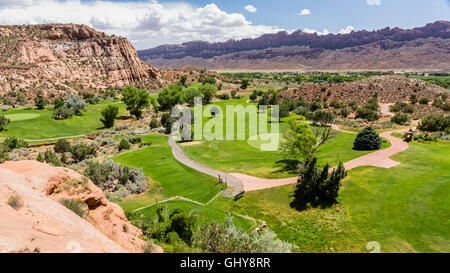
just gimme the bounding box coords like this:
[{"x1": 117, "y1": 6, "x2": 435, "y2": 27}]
[
  {"x1": 211, "y1": 141, "x2": 450, "y2": 253},
  {"x1": 113, "y1": 135, "x2": 222, "y2": 210},
  {"x1": 0, "y1": 100, "x2": 127, "y2": 139}
]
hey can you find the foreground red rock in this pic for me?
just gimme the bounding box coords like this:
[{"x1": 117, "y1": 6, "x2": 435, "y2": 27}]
[{"x1": 0, "y1": 160, "x2": 162, "y2": 253}]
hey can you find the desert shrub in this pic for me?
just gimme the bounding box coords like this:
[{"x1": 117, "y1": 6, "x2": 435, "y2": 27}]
[
  {"x1": 0, "y1": 115, "x2": 10, "y2": 131},
  {"x1": 100, "y1": 105, "x2": 119, "y2": 128},
  {"x1": 70, "y1": 144, "x2": 96, "y2": 163},
  {"x1": 390, "y1": 102, "x2": 413, "y2": 113},
  {"x1": 418, "y1": 114, "x2": 450, "y2": 132},
  {"x1": 54, "y1": 139, "x2": 71, "y2": 153},
  {"x1": 240, "y1": 78, "x2": 250, "y2": 89},
  {"x1": 340, "y1": 108, "x2": 350, "y2": 117},
  {"x1": 7, "y1": 193, "x2": 23, "y2": 210},
  {"x1": 353, "y1": 127, "x2": 382, "y2": 150},
  {"x1": 118, "y1": 139, "x2": 131, "y2": 151},
  {"x1": 419, "y1": 97, "x2": 430, "y2": 105},
  {"x1": 365, "y1": 94, "x2": 379, "y2": 111},
  {"x1": 149, "y1": 118, "x2": 161, "y2": 129},
  {"x1": 330, "y1": 100, "x2": 344, "y2": 109},
  {"x1": 44, "y1": 150, "x2": 64, "y2": 166},
  {"x1": 60, "y1": 153, "x2": 68, "y2": 164},
  {"x1": 409, "y1": 94, "x2": 418, "y2": 104},
  {"x1": 217, "y1": 93, "x2": 230, "y2": 100},
  {"x1": 84, "y1": 160, "x2": 148, "y2": 195},
  {"x1": 36, "y1": 152, "x2": 44, "y2": 163},
  {"x1": 59, "y1": 198, "x2": 89, "y2": 218},
  {"x1": 192, "y1": 220, "x2": 293, "y2": 253},
  {"x1": 128, "y1": 136, "x2": 142, "y2": 145},
  {"x1": 2, "y1": 137, "x2": 28, "y2": 152},
  {"x1": 391, "y1": 113, "x2": 410, "y2": 125},
  {"x1": 65, "y1": 94, "x2": 86, "y2": 115},
  {"x1": 355, "y1": 107, "x2": 379, "y2": 121}
]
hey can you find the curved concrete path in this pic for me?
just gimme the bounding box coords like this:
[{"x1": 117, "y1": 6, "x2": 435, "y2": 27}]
[
  {"x1": 168, "y1": 136, "x2": 244, "y2": 197},
  {"x1": 169, "y1": 125, "x2": 411, "y2": 193}
]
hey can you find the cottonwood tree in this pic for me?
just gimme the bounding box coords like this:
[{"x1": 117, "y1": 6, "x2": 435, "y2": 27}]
[
  {"x1": 121, "y1": 86, "x2": 151, "y2": 119},
  {"x1": 157, "y1": 84, "x2": 183, "y2": 111}
]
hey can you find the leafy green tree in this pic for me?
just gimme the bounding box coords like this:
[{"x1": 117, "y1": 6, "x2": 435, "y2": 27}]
[
  {"x1": 35, "y1": 95, "x2": 47, "y2": 110},
  {"x1": 0, "y1": 116, "x2": 10, "y2": 131},
  {"x1": 100, "y1": 105, "x2": 119, "y2": 128},
  {"x1": 418, "y1": 114, "x2": 450, "y2": 132},
  {"x1": 353, "y1": 126, "x2": 382, "y2": 150},
  {"x1": 199, "y1": 83, "x2": 218, "y2": 104},
  {"x1": 240, "y1": 78, "x2": 250, "y2": 89},
  {"x1": 391, "y1": 113, "x2": 410, "y2": 125},
  {"x1": 311, "y1": 111, "x2": 335, "y2": 126},
  {"x1": 121, "y1": 86, "x2": 151, "y2": 119},
  {"x1": 182, "y1": 86, "x2": 202, "y2": 106},
  {"x1": 203, "y1": 76, "x2": 216, "y2": 85},
  {"x1": 280, "y1": 119, "x2": 316, "y2": 161},
  {"x1": 157, "y1": 84, "x2": 183, "y2": 111}
]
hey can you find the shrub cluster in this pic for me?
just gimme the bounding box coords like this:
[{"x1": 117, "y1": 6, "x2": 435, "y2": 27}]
[
  {"x1": 418, "y1": 114, "x2": 450, "y2": 133},
  {"x1": 84, "y1": 160, "x2": 148, "y2": 197}
]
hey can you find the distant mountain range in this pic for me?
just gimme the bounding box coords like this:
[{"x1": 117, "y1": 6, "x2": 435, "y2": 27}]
[{"x1": 138, "y1": 21, "x2": 450, "y2": 71}]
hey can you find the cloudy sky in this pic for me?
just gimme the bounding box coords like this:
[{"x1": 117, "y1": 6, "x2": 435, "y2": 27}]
[{"x1": 0, "y1": 0, "x2": 448, "y2": 49}]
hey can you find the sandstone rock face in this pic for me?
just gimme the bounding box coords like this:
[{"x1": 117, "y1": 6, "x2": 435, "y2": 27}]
[
  {"x1": 0, "y1": 160, "x2": 162, "y2": 253},
  {"x1": 139, "y1": 21, "x2": 450, "y2": 70},
  {"x1": 0, "y1": 24, "x2": 165, "y2": 98}
]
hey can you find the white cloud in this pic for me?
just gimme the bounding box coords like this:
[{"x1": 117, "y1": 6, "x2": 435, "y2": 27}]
[
  {"x1": 338, "y1": 25, "x2": 355, "y2": 34},
  {"x1": 303, "y1": 28, "x2": 329, "y2": 35},
  {"x1": 366, "y1": 0, "x2": 381, "y2": 6},
  {"x1": 299, "y1": 9, "x2": 311, "y2": 15},
  {"x1": 245, "y1": 5, "x2": 257, "y2": 13},
  {"x1": 0, "y1": 0, "x2": 283, "y2": 49}
]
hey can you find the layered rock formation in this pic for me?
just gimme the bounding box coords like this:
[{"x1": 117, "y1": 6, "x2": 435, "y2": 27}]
[
  {"x1": 0, "y1": 24, "x2": 165, "y2": 99},
  {"x1": 0, "y1": 160, "x2": 162, "y2": 253},
  {"x1": 139, "y1": 21, "x2": 450, "y2": 70}
]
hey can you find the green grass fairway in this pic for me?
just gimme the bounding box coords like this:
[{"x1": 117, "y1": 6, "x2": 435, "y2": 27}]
[
  {"x1": 182, "y1": 131, "x2": 391, "y2": 179},
  {"x1": 210, "y1": 141, "x2": 450, "y2": 253},
  {"x1": 113, "y1": 135, "x2": 222, "y2": 208},
  {"x1": 0, "y1": 100, "x2": 127, "y2": 140},
  {"x1": 4, "y1": 113, "x2": 41, "y2": 121},
  {"x1": 135, "y1": 199, "x2": 255, "y2": 232}
]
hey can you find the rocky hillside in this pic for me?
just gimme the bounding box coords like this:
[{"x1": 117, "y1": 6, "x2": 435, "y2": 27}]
[
  {"x1": 0, "y1": 24, "x2": 165, "y2": 98},
  {"x1": 0, "y1": 160, "x2": 162, "y2": 253},
  {"x1": 139, "y1": 21, "x2": 450, "y2": 71},
  {"x1": 280, "y1": 75, "x2": 449, "y2": 105}
]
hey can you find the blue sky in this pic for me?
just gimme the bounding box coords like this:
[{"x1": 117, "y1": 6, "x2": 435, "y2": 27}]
[{"x1": 0, "y1": 0, "x2": 448, "y2": 49}]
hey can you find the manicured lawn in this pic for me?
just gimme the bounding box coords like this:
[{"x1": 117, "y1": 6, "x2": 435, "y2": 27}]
[
  {"x1": 182, "y1": 131, "x2": 391, "y2": 179},
  {"x1": 210, "y1": 141, "x2": 450, "y2": 253},
  {"x1": 134, "y1": 199, "x2": 255, "y2": 232},
  {"x1": 113, "y1": 135, "x2": 222, "y2": 207},
  {"x1": 0, "y1": 100, "x2": 127, "y2": 139}
]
